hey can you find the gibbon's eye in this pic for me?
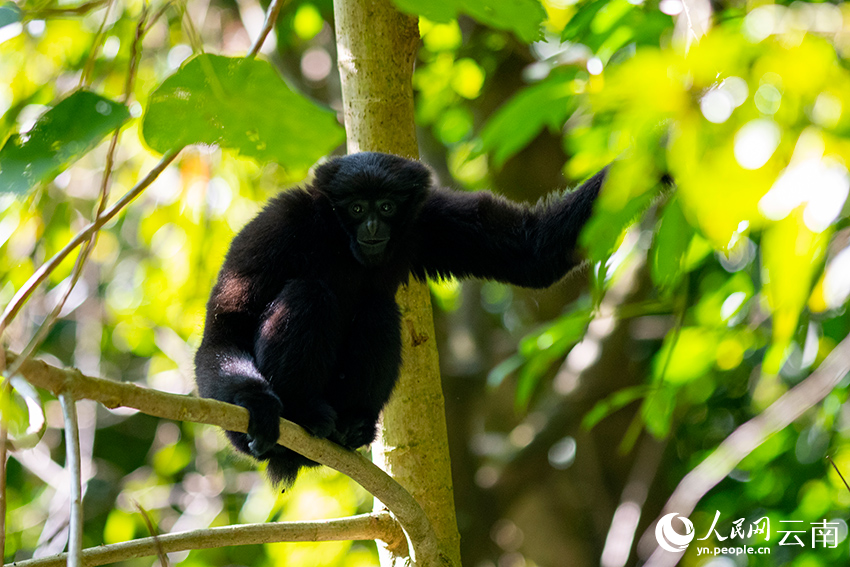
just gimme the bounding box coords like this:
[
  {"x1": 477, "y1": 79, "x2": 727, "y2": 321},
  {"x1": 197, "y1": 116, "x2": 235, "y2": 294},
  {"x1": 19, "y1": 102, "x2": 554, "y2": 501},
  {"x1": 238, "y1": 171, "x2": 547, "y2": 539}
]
[
  {"x1": 349, "y1": 203, "x2": 365, "y2": 216},
  {"x1": 378, "y1": 201, "x2": 396, "y2": 215}
]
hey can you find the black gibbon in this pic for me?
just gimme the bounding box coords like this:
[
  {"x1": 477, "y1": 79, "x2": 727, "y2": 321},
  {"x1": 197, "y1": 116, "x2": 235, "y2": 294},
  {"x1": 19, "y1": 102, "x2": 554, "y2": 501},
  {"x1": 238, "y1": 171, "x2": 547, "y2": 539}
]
[{"x1": 195, "y1": 152, "x2": 606, "y2": 485}]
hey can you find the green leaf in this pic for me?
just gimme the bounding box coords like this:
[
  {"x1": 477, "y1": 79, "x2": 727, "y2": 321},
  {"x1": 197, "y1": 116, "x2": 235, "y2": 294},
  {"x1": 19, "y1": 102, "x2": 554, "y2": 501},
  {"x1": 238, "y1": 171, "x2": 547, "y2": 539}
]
[
  {"x1": 561, "y1": 0, "x2": 608, "y2": 43},
  {"x1": 479, "y1": 71, "x2": 578, "y2": 167},
  {"x1": 581, "y1": 189, "x2": 656, "y2": 264},
  {"x1": 0, "y1": 2, "x2": 22, "y2": 30},
  {"x1": 760, "y1": 210, "x2": 830, "y2": 374},
  {"x1": 487, "y1": 353, "x2": 524, "y2": 388},
  {"x1": 0, "y1": 90, "x2": 130, "y2": 195},
  {"x1": 580, "y1": 156, "x2": 661, "y2": 263},
  {"x1": 641, "y1": 386, "x2": 676, "y2": 438},
  {"x1": 653, "y1": 327, "x2": 717, "y2": 384},
  {"x1": 650, "y1": 196, "x2": 692, "y2": 293},
  {"x1": 515, "y1": 308, "x2": 592, "y2": 408},
  {"x1": 142, "y1": 55, "x2": 345, "y2": 169},
  {"x1": 582, "y1": 385, "x2": 649, "y2": 430},
  {"x1": 392, "y1": 0, "x2": 546, "y2": 42}
]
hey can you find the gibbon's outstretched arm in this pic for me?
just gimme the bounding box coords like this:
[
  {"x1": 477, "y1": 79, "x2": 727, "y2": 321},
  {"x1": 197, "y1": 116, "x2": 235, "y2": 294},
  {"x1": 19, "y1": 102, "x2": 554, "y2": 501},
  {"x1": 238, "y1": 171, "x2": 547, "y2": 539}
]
[{"x1": 413, "y1": 168, "x2": 607, "y2": 288}]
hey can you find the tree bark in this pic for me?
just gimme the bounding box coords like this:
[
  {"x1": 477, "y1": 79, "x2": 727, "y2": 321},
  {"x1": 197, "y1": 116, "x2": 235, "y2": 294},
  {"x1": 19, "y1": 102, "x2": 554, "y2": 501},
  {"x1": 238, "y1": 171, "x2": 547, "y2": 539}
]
[{"x1": 333, "y1": 1, "x2": 461, "y2": 566}]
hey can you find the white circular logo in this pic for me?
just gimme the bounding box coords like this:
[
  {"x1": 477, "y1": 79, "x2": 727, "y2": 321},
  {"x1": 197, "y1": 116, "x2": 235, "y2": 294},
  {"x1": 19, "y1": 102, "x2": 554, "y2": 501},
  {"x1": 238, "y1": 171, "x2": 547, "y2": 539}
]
[{"x1": 655, "y1": 513, "x2": 695, "y2": 553}]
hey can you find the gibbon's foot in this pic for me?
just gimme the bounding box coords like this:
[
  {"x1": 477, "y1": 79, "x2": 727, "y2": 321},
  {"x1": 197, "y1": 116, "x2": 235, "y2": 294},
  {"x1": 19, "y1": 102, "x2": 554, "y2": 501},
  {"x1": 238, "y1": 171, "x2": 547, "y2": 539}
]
[
  {"x1": 234, "y1": 388, "x2": 284, "y2": 459},
  {"x1": 333, "y1": 415, "x2": 378, "y2": 449},
  {"x1": 294, "y1": 400, "x2": 338, "y2": 439}
]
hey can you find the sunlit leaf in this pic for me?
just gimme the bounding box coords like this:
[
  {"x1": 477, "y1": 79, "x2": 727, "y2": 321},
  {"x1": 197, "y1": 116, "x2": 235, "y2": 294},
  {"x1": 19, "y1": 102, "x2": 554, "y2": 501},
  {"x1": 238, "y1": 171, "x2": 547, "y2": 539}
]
[
  {"x1": 653, "y1": 327, "x2": 717, "y2": 384},
  {"x1": 0, "y1": 90, "x2": 129, "y2": 195},
  {"x1": 0, "y1": 375, "x2": 28, "y2": 435},
  {"x1": 641, "y1": 386, "x2": 676, "y2": 438},
  {"x1": 392, "y1": 0, "x2": 546, "y2": 42},
  {"x1": 761, "y1": 209, "x2": 830, "y2": 373},
  {"x1": 561, "y1": 0, "x2": 607, "y2": 43},
  {"x1": 581, "y1": 156, "x2": 660, "y2": 263},
  {"x1": 152, "y1": 442, "x2": 193, "y2": 476},
  {"x1": 695, "y1": 272, "x2": 755, "y2": 328},
  {"x1": 142, "y1": 55, "x2": 344, "y2": 169},
  {"x1": 103, "y1": 510, "x2": 136, "y2": 544},
  {"x1": 650, "y1": 196, "x2": 692, "y2": 293},
  {"x1": 670, "y1": 115, "x2": 783, "y2": 250}
]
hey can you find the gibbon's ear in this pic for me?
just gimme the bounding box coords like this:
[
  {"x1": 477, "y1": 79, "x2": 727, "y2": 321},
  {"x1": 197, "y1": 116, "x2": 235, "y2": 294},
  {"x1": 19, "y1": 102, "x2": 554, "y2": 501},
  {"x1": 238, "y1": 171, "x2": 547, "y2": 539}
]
[{"x1": 312, "y1": 157, "x2": 343, "y2": 190}]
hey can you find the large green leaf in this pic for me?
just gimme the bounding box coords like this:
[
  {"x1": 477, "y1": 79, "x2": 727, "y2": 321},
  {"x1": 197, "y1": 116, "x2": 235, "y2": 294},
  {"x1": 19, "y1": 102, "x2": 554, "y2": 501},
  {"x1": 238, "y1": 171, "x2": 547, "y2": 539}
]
[
  {"x1": 650, "y1": 196, "x2": 692, "y2": 294},
  {"x1": 479, "y1": 71, "x2": 577, "y2": 168},
  {"x1": 392, "y1": 0, "x2": 546, "y2": 42},
  {"x1": 0, "y1": 90, "x2": 129, "y2": 195},
  {"x1": 142, "y1": 55, "x2": 345, "y2": 169}
]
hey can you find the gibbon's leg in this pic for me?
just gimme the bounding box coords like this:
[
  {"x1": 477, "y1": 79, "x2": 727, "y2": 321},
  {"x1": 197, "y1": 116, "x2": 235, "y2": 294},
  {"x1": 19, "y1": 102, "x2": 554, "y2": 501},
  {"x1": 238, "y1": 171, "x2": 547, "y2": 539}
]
[{"x1": 328, "y1": 291, "x2": 402, "y2": 450}]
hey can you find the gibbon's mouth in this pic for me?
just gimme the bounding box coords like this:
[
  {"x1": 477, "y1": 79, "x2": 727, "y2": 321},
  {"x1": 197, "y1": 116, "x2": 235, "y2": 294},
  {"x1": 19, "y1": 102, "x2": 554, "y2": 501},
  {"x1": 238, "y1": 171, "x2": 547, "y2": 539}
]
[{"x1": 358, "y1": 238, "x2": 388, "y2": 249}]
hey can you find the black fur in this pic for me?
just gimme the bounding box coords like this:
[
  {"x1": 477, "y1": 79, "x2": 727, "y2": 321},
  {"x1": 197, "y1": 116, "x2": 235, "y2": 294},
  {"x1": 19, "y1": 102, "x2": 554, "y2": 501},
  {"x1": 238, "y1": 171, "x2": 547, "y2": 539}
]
[{"x1": 194, "y1": 152, "x2": 606, "y2": 486}]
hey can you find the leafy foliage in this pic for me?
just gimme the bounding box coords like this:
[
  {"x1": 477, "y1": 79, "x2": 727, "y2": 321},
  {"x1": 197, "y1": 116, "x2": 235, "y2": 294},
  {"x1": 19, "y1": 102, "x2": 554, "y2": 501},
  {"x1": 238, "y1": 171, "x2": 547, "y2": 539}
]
[
  {"x1": 142, "y1": 54, "x2": 344, "y2": 168},
  {"x1": 0, "y1": 90, "x2": 129, "y2": 194},
  {"x1": 393, "y1": 0, "x2": 547, "y2": 42}
]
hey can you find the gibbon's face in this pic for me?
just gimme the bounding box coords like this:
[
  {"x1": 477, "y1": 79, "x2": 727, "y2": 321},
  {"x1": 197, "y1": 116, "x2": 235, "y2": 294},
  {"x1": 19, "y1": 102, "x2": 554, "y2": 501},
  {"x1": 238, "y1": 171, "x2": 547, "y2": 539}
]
[
  {"x1": 314, "y1": 152, "x2": 431, "y2": 266},
  {"x1": 345, "y1": 196, "x2": 398, "y2": 262}
]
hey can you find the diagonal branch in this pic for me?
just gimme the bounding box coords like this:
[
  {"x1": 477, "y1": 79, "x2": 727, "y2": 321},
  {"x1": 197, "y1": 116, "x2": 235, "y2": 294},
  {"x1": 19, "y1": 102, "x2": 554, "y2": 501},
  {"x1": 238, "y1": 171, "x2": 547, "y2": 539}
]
[
  {"x1": 4, "y1": 352, "x2": 446, "y2": 566},
  {"x1": 0, "y1": 149, "x2": 181, "y2": 335},
  {"x1": 642, "y1": 333, "x2": 850, "y2": 567},
  {"x1": 6, "y1": 512, "x2": 402, "y2": 567}
]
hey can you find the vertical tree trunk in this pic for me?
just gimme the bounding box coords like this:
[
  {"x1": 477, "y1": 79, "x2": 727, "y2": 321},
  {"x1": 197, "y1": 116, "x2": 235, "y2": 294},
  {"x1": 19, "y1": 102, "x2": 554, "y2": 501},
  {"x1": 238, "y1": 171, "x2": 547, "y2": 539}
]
[{"x1": 332, "y1": 1, "x2": 462, "y2": 566}]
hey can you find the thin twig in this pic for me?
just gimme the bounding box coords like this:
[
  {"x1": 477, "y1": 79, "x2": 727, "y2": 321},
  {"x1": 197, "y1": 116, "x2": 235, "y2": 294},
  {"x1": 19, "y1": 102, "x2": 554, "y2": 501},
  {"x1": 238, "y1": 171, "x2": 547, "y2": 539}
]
[
  {"x1": 7, "y1": 241, "x2": 93, "y2": 380},
  {"x1": 0, "y1": 149, "x2": 181, "y2": 336},
  {"x1": 827, "y1": 455, "x2": 850, "y2": 495},
  {"x1": 4, "y1": 513, "x2": 402, "y2": 567},
  {"x1": 643, "y1": 333, "x2": 850, "y2": 567},
  {"x1": 142, "y1": 2, "x2": 174, "y2": 37},
  {"x1": 79, "y1": 0, "x2": 116, "y2": 87},
  {"x1": 177, "y1": 0, "x2": 203, "y2": 54},
  {"x1": 58, "y1": 394, "x2": 82, "y2": 567},
  {"x1": 0, "y1": 346, "x2": 7, "y2": 564},
  {"x1": 135, "y1": 503, "x2": 169, "y2": 567},
  {"x1": 248, "y1": 0, "x2": 288, "y2": 58}
]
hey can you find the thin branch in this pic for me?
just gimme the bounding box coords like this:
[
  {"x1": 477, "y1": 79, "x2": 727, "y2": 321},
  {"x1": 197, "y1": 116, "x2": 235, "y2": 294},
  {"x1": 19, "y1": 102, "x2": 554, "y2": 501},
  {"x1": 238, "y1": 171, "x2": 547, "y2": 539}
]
[
  {"x1": 827, "y1": 456, "x2": 850, "y2": 495},
  {"x1": 143, "y1": 2, "x2": 174, "y2": 37},
  {"x1": 58, "y1": 395, "x2": 82, "y2": 567},
  {"x1": 0, "y1": 149, "x2": 181, "y2": 335},
  {"x1": 79, "y1": 0, "x2": 116, "y2": 87},
  {"x1": 177, "y1": 0, "x2": 203, "y2": 54},
  {"x1": 0, "y1": 345, "x2": 7, "y2": 563},
  {"x1": 4, "y1": 353, "x2": 445, "y2": 566},
  {"x1": 600, "y1": 436, "x2": 666, "y2": 567},
  {"x1": 643, "y1": 333, "x2": 850, "y2": 567},
  {"x1": 135, "y1": 503, "x2": 169, "y2": 567},
  {"x1": 5, "y1": 513, "x2": 402, "y2": 567},
  {"x1": 9, "y1": 240, "x2": 93, "y2": 379},
  {"x1": 248, "y1": 0, "x2": 288, "y2": 58}
]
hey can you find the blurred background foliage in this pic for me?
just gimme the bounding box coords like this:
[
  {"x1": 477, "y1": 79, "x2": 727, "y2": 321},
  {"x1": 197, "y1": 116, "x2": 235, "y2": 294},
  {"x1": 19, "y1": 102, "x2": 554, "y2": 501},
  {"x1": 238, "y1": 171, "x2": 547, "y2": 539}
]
[{"x1": 2, "y1": 0, "x2": 850, "y2": 565}]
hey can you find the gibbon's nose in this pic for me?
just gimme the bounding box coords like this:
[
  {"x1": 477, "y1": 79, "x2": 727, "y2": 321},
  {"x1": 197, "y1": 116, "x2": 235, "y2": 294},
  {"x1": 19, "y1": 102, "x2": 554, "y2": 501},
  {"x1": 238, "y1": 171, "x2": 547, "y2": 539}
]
[{"x1": 366, "y1": 218, "x2": 378, "y2": 236}]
